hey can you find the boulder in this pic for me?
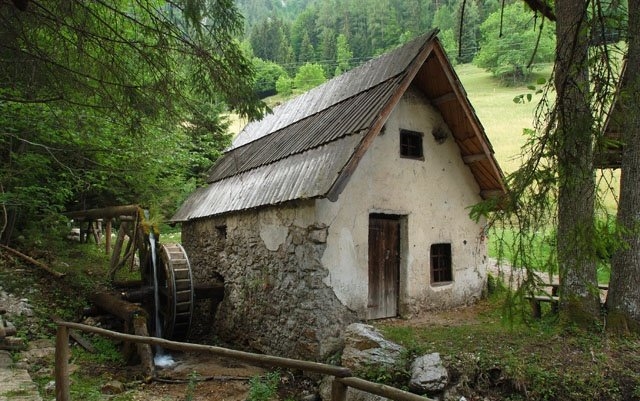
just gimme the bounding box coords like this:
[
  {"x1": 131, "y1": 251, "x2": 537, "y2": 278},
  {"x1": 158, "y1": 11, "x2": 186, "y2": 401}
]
[
  {"x1": 409, "y1": 353, "x2": 448, "y2": 394},
  {"x1": 341, "y1": 323, "x2": 405, "y2": 372}
]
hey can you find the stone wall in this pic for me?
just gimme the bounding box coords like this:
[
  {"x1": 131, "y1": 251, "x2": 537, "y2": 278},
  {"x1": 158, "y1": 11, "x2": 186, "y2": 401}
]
[{"x1": 181, "y1": 202, "x2": 358, "y2": 361}]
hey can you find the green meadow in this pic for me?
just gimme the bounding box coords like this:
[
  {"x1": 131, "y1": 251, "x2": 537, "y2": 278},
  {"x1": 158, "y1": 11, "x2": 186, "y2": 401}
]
[{"x1": 455, "y1": 63, "x2": 546, "y2": 175}]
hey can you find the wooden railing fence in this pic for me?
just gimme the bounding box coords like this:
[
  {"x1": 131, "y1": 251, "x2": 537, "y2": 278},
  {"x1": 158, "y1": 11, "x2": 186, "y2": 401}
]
[{"x1": 54, "y1": 320, "x2": 433, "y2": 401}]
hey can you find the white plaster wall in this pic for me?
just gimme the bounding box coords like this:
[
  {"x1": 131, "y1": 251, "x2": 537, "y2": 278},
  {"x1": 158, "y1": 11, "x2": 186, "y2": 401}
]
[{"x1": 317, "y1": 85, "x2": 489, "y2": 318}]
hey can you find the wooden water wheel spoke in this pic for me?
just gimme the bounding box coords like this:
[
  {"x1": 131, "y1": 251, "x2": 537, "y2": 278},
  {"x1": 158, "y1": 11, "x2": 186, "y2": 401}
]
[{"x1": 147, "y1": 243, "x2": 194, "y2": 341}]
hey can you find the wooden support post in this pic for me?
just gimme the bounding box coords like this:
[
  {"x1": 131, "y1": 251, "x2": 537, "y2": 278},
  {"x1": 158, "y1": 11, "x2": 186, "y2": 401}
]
[
  {"x1": 105, "y1": 219, "x2": 112, "y2": 255},
  {"x1": 55, "y1": 325, "x2": 70, "y2": 401},
  {"x1": 109, "y1": 222, "x2": 128, "y2": 279},
  {"x1": 331, "y1": 378, "x2": 348, "y2": 401},
  {"x1": 133, "y1": 314, "x2": 155, "y2": 381},
  {"x1": 530, "y1": 298, "x2": 542, "y2": 318}
]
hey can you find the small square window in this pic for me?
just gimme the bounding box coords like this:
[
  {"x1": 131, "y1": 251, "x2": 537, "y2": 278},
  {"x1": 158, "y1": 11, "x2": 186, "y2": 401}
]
[
  {"x1": 400, "y1": 130, "x2": 424, "y2": 159},
  {"x1": 431, "y1": 243, "x2": 452, "y2": 283},
  {"x1": 216, "y1": 225, "x2": 227, "y2": 240}
]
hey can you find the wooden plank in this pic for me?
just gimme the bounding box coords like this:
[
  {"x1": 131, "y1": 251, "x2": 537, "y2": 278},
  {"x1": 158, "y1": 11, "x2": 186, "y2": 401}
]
[{"x1": 69, "y1": 330, "x2": 96, "y2": 353}]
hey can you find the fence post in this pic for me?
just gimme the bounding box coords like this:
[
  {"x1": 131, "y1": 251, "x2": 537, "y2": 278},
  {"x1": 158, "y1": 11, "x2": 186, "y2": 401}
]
[
  {"x1": 331, "y1": 378, "x2": 348, "y2": 401},
  {"x1": 55, "y1": 325, "x2": 70, "y2": 401}
]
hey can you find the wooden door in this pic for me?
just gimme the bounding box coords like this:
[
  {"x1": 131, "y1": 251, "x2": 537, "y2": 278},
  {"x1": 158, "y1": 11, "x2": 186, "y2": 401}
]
[{"x1": 367, "y1": 215, "x2": 400, "y2": 319}]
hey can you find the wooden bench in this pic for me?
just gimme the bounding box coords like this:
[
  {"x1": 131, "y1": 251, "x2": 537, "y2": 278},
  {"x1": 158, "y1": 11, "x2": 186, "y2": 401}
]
[
  {"x1": 525, "y1": 282, "x2": 609, "y2": 318},
  {"x1": 525, "y1": 294, "x2": 559, "y2": 318}
]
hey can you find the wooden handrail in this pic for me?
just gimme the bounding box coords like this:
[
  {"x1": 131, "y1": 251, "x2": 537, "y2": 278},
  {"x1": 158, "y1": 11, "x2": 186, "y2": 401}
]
[{"x1": 54, "y1": 320, "x2": 435, "y2": 401}]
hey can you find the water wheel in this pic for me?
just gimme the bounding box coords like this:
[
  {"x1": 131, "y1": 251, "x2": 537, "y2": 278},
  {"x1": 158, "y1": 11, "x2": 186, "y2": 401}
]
[{"x1": 154, "y1": 243, "x2": 194, "y2": 341}]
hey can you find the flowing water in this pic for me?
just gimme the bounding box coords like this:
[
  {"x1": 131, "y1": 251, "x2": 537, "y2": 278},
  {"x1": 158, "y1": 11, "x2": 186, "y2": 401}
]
[{"x1": 145, "y1": 210, "x2": 175, "y2": 367}]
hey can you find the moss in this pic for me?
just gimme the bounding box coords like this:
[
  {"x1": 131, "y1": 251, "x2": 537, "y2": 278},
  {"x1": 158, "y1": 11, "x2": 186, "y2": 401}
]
[
  {"x1": 607, "y1": 310, "x2": 640, "y2": 336},
  {"x1": 560, "y1": 298, "x2": 602, "y2": 330}
]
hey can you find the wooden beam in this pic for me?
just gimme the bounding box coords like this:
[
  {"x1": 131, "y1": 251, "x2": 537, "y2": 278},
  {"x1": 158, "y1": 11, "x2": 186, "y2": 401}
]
[
  {"x1": 431, "y1": 91, "x2": 457, "y2": 105},
  {"x1": 105, "y1": 219, "x2": 112, "y2": 255},
  {"x1": 65, "y1": 204, "x2": 141, "y2": 220},
  {"x1": 463, "y1": 153, "x2": 487, "y2": 164},
  {"x1": 480, "y1": 189, "x2": 506, "y2": 199}
]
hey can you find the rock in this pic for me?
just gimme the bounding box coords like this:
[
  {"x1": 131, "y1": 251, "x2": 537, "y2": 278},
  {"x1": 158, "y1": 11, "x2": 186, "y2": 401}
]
[
  {"x1": 102, "y1": 380, "x2": 125, "y2": 394},
  {"x1": 44, "y1": 380, "x2": 56, "y2": 394},
  {"x1": 341, "y1": 323, "x2": 405, "y2": 372},
  {"x1": 409, "y1": 353, "x2": 448, "y2": 394}
]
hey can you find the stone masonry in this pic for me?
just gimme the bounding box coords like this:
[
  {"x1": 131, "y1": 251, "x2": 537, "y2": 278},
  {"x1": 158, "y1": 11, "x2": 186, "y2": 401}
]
[{"x1": 182, "y1": 204, "x2": 358, "y2": 361}]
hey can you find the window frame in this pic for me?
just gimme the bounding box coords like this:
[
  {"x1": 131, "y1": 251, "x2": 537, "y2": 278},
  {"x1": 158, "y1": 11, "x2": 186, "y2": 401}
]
[
  {"x1": 399, "y1": 129, "x2": 424, "y2": 160},
  {"x1": 430, "y1": 243, "x2": 453, "y2": 284}
]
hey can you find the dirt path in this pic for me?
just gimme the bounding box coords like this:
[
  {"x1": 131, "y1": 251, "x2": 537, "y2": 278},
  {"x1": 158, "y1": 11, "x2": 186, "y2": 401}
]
[{"x1": 127, "y1": 352, "x2": 265, "y2": 401}]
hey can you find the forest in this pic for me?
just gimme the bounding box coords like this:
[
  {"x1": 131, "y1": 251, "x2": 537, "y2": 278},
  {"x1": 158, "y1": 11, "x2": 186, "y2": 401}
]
[
  {"x1": 0, "y1": 0, "x2": 566, "y2": 243},
  {"x1": 1, "y1": 0, "x2": 637, "y2": 328},
  {"x1": 240, "y1": 0, "x2": 559, "y2": 97},
  {"x1": 1, "y1": 1, "x2": 640, "y2": 400}
]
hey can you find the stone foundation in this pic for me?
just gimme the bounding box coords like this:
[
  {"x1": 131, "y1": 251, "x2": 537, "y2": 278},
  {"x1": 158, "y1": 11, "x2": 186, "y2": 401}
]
[{"x1": 182, "y1": 204, "x2": 357, "y2": 361}]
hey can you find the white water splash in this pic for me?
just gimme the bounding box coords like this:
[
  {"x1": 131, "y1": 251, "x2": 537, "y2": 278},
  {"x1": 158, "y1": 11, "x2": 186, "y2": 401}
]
[{"x1": 154, "y1": 352, "x2": 175, "y2": 368}]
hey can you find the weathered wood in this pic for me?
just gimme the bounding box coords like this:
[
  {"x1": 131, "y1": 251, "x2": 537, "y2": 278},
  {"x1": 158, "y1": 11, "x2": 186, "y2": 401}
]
[
  {"x1": 55, "y1": 320, "x2": 353, "y2": 378},
  {"x1": 105, "y1": 219, "x2": 112, "y2": 255},
  {"x1": 65, "y1": 204, "x2": 141, "y2": 220},
  {"x1": 55, "y1": 325, "x2": 71, "y2": 401},
  {"x1": 331, "y1": 379, "x2": 348, "y2": 401},
  {"x1": 69, "y1": 329, "x2": 96, "y2": 353},
  {"x1": 90, "y1": 291, "x2": 148, "y2": 322},
  {"x1": 133, "y1": 314, "x2": 155, "y2": 380},
  {"x1": 525, "y1": 294, "x2": 560, "y2": 318},
  {"x1": 109, "y1": 222, "x2": 129, "y2": 279},
  {"x1": 90, "y1": 291, "x2": 155, "y2": 377},
  {"x1": 0, "y1": 244, "x2": 65, "y2": 278},
  {"x1": 337, "y1": 377, "x2": 435, "y2": 401}
]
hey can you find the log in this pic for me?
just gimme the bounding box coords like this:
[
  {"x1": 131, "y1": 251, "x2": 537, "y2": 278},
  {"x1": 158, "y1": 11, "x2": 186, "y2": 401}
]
[
  {"x1": 336, "y1": 377, "x2": 436, "y2": 401},
  {"x1": 90, "y1": 291, "x2": 148, "y2": 324},
  {"x1": 89, "y1": 291, "x2": 155, "y2": 377},
  {"x1": 65, "y1": 205, "x2": 141, "y2": 221},
  {"x1": 0, "y1": 244, "x2": 65, "y2": 278}
]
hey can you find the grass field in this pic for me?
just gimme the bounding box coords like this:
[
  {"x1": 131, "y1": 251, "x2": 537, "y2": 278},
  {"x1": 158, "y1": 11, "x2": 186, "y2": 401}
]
[{"x1": 455, "y1": 63, "x2": 551, "y2": 175}]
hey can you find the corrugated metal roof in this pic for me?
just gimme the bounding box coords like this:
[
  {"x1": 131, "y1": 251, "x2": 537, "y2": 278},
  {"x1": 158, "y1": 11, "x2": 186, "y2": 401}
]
[
  {"x1": 171, "y1": 134, "x2": 364, "y2": 222},
  {"x1": 208, "y1": 76, "x2": 404, "y2": 183},
  {"x1": 231, "y1": 31, "x2": 435, "y2": 149},
  {"x1": 171, "y1": 30, "x2": 507, "y2": 223}
]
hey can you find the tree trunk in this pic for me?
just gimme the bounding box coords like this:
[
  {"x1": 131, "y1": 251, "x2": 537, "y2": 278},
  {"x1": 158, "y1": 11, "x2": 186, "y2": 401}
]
[
  {"x1": 554, "y1": 0, "x2": 601, "y2": 325},
  {"x1": 607, "y1": 0, "x2": 640, "y2": 334}
]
